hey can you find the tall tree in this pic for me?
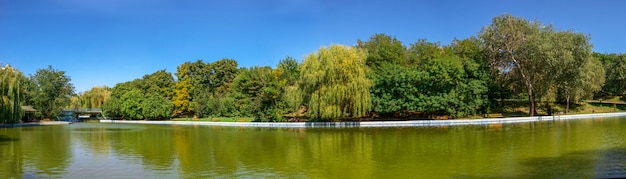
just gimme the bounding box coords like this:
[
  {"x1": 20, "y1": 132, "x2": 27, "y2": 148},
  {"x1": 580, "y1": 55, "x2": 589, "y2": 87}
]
[
  {"x1": 479, "y1": 14, "x2": 551, "y2": 116},
  {"x1": 297, "y1": 45, "x2": 372, "y2": 120},
  {"x1": 552, "y1": 31, "x2": 604, "y2": 113},
  {"x1": 0, "y1": 64, "x2": 27, "y2": 124},
  {"x1": 231, "y1": 66, "x2": 287, "y2": 121},
  {"x1": 173, "y1": 62, "x2": 193, "y2": 117},
  {"x1": 28, "y1": 65, "x2": 74, "y2": 118}
]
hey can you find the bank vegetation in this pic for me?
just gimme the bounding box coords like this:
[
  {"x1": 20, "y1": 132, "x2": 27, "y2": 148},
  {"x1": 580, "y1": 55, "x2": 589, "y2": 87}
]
[{"x1": 2, "y1": 14, "x2": 626, "y2": 123}]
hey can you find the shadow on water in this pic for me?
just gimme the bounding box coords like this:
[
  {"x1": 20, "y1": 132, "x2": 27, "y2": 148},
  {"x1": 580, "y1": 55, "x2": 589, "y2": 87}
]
[
  {"x1": 456, "y1": 148, "x2": 626, "y2": 179},
  {"x1": 0, "y1": 135, "x2": 19, "y2": 144}
]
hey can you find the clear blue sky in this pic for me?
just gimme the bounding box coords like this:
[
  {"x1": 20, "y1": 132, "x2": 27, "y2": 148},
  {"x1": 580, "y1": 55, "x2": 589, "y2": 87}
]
[{"x1": 1, "y1": 0, "x2": 625, "y2": 92}]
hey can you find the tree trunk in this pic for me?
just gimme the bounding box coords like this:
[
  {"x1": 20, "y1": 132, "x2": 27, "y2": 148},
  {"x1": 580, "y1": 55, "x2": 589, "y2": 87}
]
[
  {"x1": 528, "y1": 94, "x2": 535, "y2": 117},
  {"x1": 527, "y1": 84, "x2": 535, "y2": 117},
  {"x1": 566, "y1": 96, "x2": 570, "y2": 114}
]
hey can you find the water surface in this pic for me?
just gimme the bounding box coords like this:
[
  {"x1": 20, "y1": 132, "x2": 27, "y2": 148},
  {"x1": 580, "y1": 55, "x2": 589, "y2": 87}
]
[{"x1": 1, "y1": 117, "x2": 625, "y2": 178}]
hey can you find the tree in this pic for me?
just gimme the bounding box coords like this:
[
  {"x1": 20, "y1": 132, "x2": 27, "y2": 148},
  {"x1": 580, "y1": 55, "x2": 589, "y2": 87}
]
[
  {"x1": 601, "y1": 54, "x2": 626, "y2": 98},
  {"x1": 140, "y1": 70, "x2": 175, "y2": 100},
  {"x1": 104, "y1": 70, "x2": 173, "y2": 120},
  {"x1": 79, "y1": 86, "x2": 111, "y2": 108},
  {"x1": 277, "y1": 56, "x2": 300, "y2": 86},
  {"x1": 552, "y1": 31, "x2": 604, "y2": 113},
  {"x1": 231, "y1": 66, "x2": 287, "y2": 121},
  {"x1": 208, "y1": 58, "x2": 239, "y2": 94},
  {"x1": 479, "y1": 14, "x2": 552, "y2": 116},
  {"x1": 141, "y1": 95, "x2": 173, "y2": 120},
  {"x1": 28, "y1": 65, "x2": 74, "y2": 118},
  {"x1": 357, "y1": 33, "x2": 407, "y2": 68},
  {"x1": 102, "y1": 96, "x2": 122, "y2": 118},
  {"x1": 407, "y1": 39, "x2": 442, "y2": 65},
  {"x1": 0, "y1": 64, "x2": 27, "y2": 124},
  {"x1": 120, "y1": 89, "x2": 144, "y2": 120},
  {"x1": 297, "y1": 45, "x2": 372, "y2": 120},
  {"x1": 173, "y1": 63, "x2": 193, "y2": 117}
]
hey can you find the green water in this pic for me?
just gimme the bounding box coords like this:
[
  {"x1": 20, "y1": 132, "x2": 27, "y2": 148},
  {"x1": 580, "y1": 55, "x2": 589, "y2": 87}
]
[{"x1": 1, "y1": 117, "x2": 625, "y2": 178}]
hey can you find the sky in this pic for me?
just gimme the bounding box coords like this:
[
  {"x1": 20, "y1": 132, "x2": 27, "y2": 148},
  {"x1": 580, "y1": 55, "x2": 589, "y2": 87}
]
[{"x1": 1, "y1": 0, "x2": 625, "y2": 93}]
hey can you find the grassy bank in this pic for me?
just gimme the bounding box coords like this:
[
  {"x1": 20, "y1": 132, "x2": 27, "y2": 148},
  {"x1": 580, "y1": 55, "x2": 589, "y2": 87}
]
[
  {"x1": 168, "y1": 101, "x2": 626, "y2": 122},
  {"x1": 491, "y1": 100, "x2": 626, "y2": 118}
]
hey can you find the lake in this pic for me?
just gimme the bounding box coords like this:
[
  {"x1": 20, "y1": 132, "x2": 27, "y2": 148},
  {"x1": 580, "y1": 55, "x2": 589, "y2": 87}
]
[{"x1": 1, "y1": 117, "x2": 625, "y2": 178}]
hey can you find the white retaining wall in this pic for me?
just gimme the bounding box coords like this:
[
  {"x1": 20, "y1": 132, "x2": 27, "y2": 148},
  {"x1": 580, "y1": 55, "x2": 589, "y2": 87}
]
[{"x1": 99, "y1": 112, "x2": 626, "y2": 128}]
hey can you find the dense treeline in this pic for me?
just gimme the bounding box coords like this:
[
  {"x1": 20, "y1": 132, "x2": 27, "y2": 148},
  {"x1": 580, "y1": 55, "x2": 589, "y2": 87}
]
[
  {"x1": 1, "y1": 65, "x2": 75, "y2": 123},
  {"x1": 2, "y1": 14, "x2": 626, "y2": 123}
]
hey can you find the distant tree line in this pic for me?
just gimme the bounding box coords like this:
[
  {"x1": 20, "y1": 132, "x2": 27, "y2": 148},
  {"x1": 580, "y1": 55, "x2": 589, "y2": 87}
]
[{"x1": 2, "y1": 14, "x2": 626, "y2": 123}]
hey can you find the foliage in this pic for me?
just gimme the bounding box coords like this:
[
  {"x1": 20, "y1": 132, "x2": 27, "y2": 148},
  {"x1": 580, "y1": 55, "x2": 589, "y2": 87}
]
[
  {"x1": 0, "y1": 64, "x2": 27, "y2": 124},
  {"x1": 173, "y1": 62, "x2": 193, "y2": 116},
  {"x1": 407, "y1": 39, "x2": 444, "y2": 65},
  {"x1": 120, "y1": 89, "x2": 144, "y2": 120},
  {"x1": 371, "y1": 56, "x2": 488, "y2": 118},
  {"x1": 297, "y1": 45, "x2": 372, "y2": 120},
  {"x1": 102, "y1": 96, "x2": 122, "y2": 118},
  {"x1": 103, "y1": 70, "x2": 174, "y2": 120},
  {"x1": 141, "y1": 95, "x2": 173, "y2": 120},
  {"x1": 480, "y1": 14, "x2": 556, "y2": 116},
  {"x1": 74, "y1": 86, "x2": 111, "y2": 108},
  {"x1": 28, "y1": 65, "x2": 75, "y2": 118},
  {"x1": 357, "y1": 33, "x2": 407, "y2": 67},
  {"x1": 90, "y1": 15, "x2": 617, "y2": 120},
  {"x1": 277, "y1": 56, "x2": 300, "y2": 86},
  {"x1": 552, "y1": 31, "x2": 605, "y2": 112},
  {"x1": 230, "y1": 66, "x2": 287, "y2": 121},
  {"x1": 600, "y1": 54, "x2": 626, "y2": 98}
]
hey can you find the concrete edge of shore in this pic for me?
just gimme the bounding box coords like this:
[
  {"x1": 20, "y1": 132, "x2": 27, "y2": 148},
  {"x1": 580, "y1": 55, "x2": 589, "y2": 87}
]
[
  {"x1": 98, "y1": 112, "x2": 626, "y2": 128},
  {"x1": 0, "y1": 121, "x2": 73, "y2": 128}
]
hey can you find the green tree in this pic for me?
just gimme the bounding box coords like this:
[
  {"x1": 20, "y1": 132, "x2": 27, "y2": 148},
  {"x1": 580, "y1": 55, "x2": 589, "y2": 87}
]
[
  {"x1": 601, "y1": 54, "x2": 626, "y2": 98},
  {"x1": 0, "y1": 64, "x2": 27, "y2": 124},
  {"x1": 231, "y1": 66, "x2": 287, "y2": 121},
  {"x1": 120, "y1": 89, "x2": 144, "y2": 120},
  {"x1": 277, "y1": 56, "x2": 300, "y2": 86},
  {"x1": 208, "y1": 58, "x2": 239, "y2": 94},
  {"x1": 141, "y1": 95, "x2": 173, "y2": 120},
  {"x1": 357, "y1": 33, "x2": 407, "y2": 68},
  {"x1": 297, "y1": 45, "x2": 372, "y2": 120},
  {"x1": 407, "y1": 39, "x2": 443, "y2": 65},
  {"x1": 140, "y1": 70, "x2": 175, "y2": 100},
  {"x1": 552, "y1": 31, "x2": 604, "y2": 113},
  {"x1": 28, "y1": 65, "x2": 74, "y2": 118},
  {"x1": 479, "y1": 14, "x2": 552, "y2": 116},
  {"x1": 102, "y1": 96, "x2": 122, "y2": 118}
]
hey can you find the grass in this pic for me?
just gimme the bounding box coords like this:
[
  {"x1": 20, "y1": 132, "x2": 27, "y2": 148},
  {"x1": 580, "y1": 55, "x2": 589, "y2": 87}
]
[
  {"x1": 172, "y1": 117, "x2": 256, "y2": 122},
  {"x1": 170, "y1": 98, "x2": 626, "y2": 122},
  {"x1": 493, "y1": 100, "x2": 626, "y2": 118}
]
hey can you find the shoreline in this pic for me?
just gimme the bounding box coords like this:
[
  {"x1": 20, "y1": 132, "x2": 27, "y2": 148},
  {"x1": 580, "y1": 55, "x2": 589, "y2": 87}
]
[
  {"x1": 99, "y1": 112, "x2": 626, "y2": 128},
  {"x1": 0, "y1": 121, "x2": 72, "y2": 128}
]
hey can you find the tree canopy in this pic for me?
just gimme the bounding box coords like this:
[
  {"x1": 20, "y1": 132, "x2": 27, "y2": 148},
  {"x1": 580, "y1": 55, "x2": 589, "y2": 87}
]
[
  {"x1": 0, "y1": 64, "x2": 27, "y2": 124},
  {"x1": 2, "y1": 14, "x2": 619, "y2": 123},
  {"x1": 28, "y1": 65, "x2": 75, "y2": 118},
  {"x1": 297, "y1": 45, "x2": 372, "y2": 120}
]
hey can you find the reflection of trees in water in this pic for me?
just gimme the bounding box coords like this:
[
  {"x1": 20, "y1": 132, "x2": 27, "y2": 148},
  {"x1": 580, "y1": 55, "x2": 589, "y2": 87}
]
[
  {"x1": 2, "y1": 126, "x2": 72, "y2": 178},
  {"x1": 28, "y1": 126, "x2": 71, "y2": 178},
  {"x1": 0, "y1": 134, "x2": 24, "y2": 179},
  {"x1": 93, "y1": 118, "x2": 626, "y2": 178}
]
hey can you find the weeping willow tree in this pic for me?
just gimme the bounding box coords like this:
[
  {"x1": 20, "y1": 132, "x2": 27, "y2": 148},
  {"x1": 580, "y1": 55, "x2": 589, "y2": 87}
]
[
  {"x1": 1, "y1": 64, "x2": 26, "y2": 124},
  {"x1": 297, "y1": 45, "x2": 372, "y2": 121}
]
